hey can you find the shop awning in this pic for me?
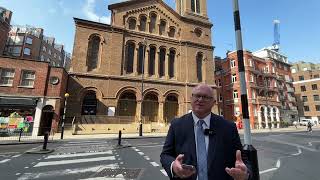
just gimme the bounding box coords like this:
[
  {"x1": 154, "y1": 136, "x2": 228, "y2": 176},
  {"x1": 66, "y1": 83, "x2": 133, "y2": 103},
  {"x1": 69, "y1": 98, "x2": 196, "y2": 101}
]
[{"x1": 0, "y1": 97, "x2": 38, "y2": 107}]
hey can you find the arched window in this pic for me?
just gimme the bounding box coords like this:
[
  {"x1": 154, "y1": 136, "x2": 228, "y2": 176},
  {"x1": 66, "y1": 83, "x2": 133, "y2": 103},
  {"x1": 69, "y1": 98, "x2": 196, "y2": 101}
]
[
  {"x1": 82, "y1": 91, "x2": 97, "y2": 115},
  {"x1": 159, "y1": 48, "x2": 166, "y2": 77},
  {"x1": 191, "y1": 0, "x2": 201, "y2": 13},
  {"x1": 149, "y1": 13, "x2": 157, "y2": 33},
  {"x1": 168, "y1": 27, "x2": 176, "y2": 38},
  {"x1": 117, "y1": 91, "x2": 137, "y2": 116},
  {"x1": 128, "y1": 18, "x2": 136, "y2": 30},
  {"x1": 148, "y1": 46, "x2": 156, "y2": 75},
  {"x1": 194, "y1": 28, "x2": 202, "y2": 37},
  {"x1": 86, "y1": 35, "x2": 100, "y2": 71},
  {"x1": 126, "y1": 42, "x2": 135, "y2": 73},
  {"x1": 137, "y1": 44, "x2": 145, "y2": 74},
  {"x1": 169, "y1": 49, "x2": 175, "y2": 78},
  {"x1": 196, "y1": 53, "x2": 203, "y2": 82},
  {"x1": 159, "y1": 20, "x2": 166, "y2": 36},
  {"x1": 139, "y1": 16, "x2": 147, "y2": 32}
]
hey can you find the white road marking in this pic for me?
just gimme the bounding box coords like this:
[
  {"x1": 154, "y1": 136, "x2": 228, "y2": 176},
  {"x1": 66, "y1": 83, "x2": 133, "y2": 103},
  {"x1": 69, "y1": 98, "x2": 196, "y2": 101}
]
[
  {"x1": 12, "y1": 154, "x2": 21, "y2": 158},
  {"x1": 144, "y1": 156, "x2": 150, "y2": 160},
  {"x1": 18, "y1": 164, "x2": 119, "y2": 180},
  {"x1": 0, "y1": 152, "x2": 19, "y2": 155},
  {"x1": 67, "y1": 141, "x2": 101, "y2": 144},
  {"x1": 16, "y1": 173, "x2": 21, "y2": 176},
  {"x1": 34, "y1": 156, "x2": 116, "y2": 167},
  {"x1": 160, "y1": 169, "x2": 168, "y2": 176},
  {"x1": 291, "y1": 147, "x2": 302, "y2": 156},
  {"x1": 79, "y1": 177, "x2": 125, "y2": 180},
  {"x1": 45, "y1": 150, "x2": 113, "y2": 159},
  {"x1": 150, "y1": 162, "x2": 159, "y2": 167},
  {"x1": 308, "y1": 142, "x2": 312, "y2": 146},
  {"x1": 0, "y1": 159, "x2": 10, "y2": 163},
  {"x1": 259, "y1": 159, "x2": 281, "y2": 174},
  {"x1": 262, "y1": 138, "x2": 318, "y2": 152},
  {"x1": 138, "y1": 152, "x2": 144, "y2": 155}
]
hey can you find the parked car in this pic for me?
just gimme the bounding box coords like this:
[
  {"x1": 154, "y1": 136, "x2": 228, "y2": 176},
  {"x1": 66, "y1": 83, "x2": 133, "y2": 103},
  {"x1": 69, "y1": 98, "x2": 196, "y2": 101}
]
[{"x1": 299, "y1": 119, "x2": 314, "y2": 126}]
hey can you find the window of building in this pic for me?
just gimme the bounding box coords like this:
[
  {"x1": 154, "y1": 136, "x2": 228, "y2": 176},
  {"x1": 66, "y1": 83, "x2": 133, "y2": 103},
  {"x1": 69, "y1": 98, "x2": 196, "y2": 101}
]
[
  {"x1": 313, "y1": 95, "x2": 320, "y2": 101},
  {"x1": 139, "y1": 16, "x2": 147, "y2": 32},
  {"x1": 230, "y1": 59, "x2": 236, "y2": 68},
  {"x1": 25, "y1": 37, "x2": 33, "y2": 45},
  {"x1": 53, "y1": 53, "x2": 57, "y2": 58},
  {"x1": 250, "y1": 74, "x2": 254, "y2": 82},
  {"x1": 159, "y1": 20, "x2": 166, "y2": 36},
  {"x1": 23, "y1": 48, "x2": 31, "y2": 55},
  {"x1": 159, "y1": 48, "x2": 166, "y2": 77},
  {"x1": 312, "y1": 84, "x2": 318, "y2": 90},
  {"x1": 233, "y1": 90, "x2": 239, "y2": 99},
  {"x1": 304, "y1": 106, "x2": 310, "y2": 111},
  {"x1": 9, "y1": 47, "x2": 21, "y2": 56},
  {"x1": 41, "y1": 55, "x2": 44, "y2": 61},
  {"x1": 20, "y1": 70, "x2": 35, "y2": 87},
  {"x1": 218, "y1": 79, "x2": 221, "y2": 87},
  {"x1": 191, "y1": 0, "x2": 201, "y2": 13},
  {"x1": 168, "y1": 27, "x2": 176, "y2": 38},
  {"x1": 148, "y1": 46, "x2": 156, "y2": 75},
  {"x1": 81, "y1": 91, "x2": 97, "y2": 115},
  {"x1": 149, "y1": 13, "x2": 157, "y2": 33},
  {"x1": 169, "y1": 49, "x2": 175, "y2": 78},
  {"x1": 196, "y1": 53, "x2": 203, "y2": 82},
  {"x1": 48, "y1": 49, "x2": 51, "y2": 55},
  {"x1": 249, "y1": 59, "x2": 253, "y2": 67},
  {"x1": 316, "y1": 105, "x2": 320, "y2": 111},
  {"x1": 194, "y1": 28, "x2": 202, "y2": 37},
  {"x1": 302, "y1": 96, "x2": 308, "y2": 102},
  {"x1": 0, "y1": 68, "x2": 15, "y2": 86},
  {"x1": 291, "y1": 68, "x2": 296, "y2": 73},
  {"x1": 128, "y1": 18, "x2": 136, "y2": 30},
  {"x1": 298, "y1": 76, "x2": 304, "y2": 81},
  {"x1": 137, "y1": 44, "x2": 145, "y2": 74},
  {"x1": 303, "y1": 67, "x2": 308, "y2": 71},
  {"x1": 42, "y1": 46, "x2": 46, "y2": 52},
  {"x1": 219, "y1": 94, "x2": 223, "y2": 102},
  {"x1": 232, "y1": 74, "x2": 237, "y2": 83},
  {"x1": 314, "y1": 74, "x2": 319, "y2": 78},
  {"x1": 125, "y1": 42, "x2": 135, "y2": 73},
  {"x1": 86, "y1": 35, "x2": 101, "y2": 71},
  {"x1": 301, "y1": 85, "x2": 306, "y2": 92}
]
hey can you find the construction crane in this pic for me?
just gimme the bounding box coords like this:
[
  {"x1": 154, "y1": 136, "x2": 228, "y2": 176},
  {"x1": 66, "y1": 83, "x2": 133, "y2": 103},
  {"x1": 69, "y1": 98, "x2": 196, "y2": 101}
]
[{"x1": 272, "y1": 19, "x2": 280, "y2": 51}]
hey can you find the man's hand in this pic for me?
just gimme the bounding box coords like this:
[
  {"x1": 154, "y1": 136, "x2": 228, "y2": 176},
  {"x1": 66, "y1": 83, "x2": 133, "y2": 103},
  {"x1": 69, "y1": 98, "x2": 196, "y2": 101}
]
[
  {"x1": 225, "y1": 150, "x2": 249, "y2": 180},
  {"x1": 172, "y1": 154, "x2": 196, "y2": 179}
]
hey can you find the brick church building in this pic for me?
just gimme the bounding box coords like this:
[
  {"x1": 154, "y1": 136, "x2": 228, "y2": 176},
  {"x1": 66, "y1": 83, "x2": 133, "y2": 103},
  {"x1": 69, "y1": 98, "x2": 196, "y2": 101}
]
[{"x1": 66, "y1": 0, "x2": 217, "y2": 134}]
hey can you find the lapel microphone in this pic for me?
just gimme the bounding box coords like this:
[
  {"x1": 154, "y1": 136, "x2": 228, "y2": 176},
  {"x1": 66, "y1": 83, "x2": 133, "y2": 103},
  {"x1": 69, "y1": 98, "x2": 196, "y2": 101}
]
[{"x1": 204, "y1": 129, "x2": 215, "y2": 136}]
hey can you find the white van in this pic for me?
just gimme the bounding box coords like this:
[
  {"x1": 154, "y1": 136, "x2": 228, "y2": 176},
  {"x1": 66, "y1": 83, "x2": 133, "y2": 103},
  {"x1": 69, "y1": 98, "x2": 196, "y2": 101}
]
[{"x1": 299, "y1": 119, "x2": 313, "y2": 126}]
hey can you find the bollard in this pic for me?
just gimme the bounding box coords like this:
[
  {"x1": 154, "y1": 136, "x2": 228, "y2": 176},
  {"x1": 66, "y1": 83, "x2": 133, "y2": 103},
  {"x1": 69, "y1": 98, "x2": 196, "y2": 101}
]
[
  {"x1": 139, "y1": 123, "x2": 143, "y2": 136},
  {"x1": 42, "y1": 131, "x2": 49, "y2": 150},
  {"x1": 18, "y1": 128, "x2": 23, "y2": 142},
  {"x1": 118, "y1": 130, "x2": 122, "y2": 146}
]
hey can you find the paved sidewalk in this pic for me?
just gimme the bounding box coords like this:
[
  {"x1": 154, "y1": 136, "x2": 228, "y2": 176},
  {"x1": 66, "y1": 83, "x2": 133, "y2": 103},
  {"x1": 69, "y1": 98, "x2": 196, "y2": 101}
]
[{"x1": 1, "y1": 125, "x2": 319, "y2": 145}]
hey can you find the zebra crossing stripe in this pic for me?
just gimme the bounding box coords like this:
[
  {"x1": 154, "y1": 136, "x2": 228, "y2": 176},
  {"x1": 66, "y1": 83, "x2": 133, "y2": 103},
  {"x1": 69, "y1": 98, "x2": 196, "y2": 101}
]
[
  {"x1": 18, "y1": 164, "x2": 119, "y2": 180},
  {"x1": 150, "y1": 162, "x2": 159, "y2": 167},
  {"x1": 45, "y1": 150, "x2": 113, "y2": 159},
  {"x1": 34, "y1": 156, "x2": 116, "y2": 167},
  {"x1": 160, "y1": 169, "x2": 168, "y2": 176},
  {"x1": 0, "y1": 159, "x2": 10, "y2": 163}
]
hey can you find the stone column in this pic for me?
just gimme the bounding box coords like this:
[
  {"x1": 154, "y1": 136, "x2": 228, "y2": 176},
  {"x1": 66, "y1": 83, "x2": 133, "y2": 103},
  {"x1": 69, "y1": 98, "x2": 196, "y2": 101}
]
[
  {"x1": 136, "y1": 101, "x2": 142, "y2": 123},
  {"x1": 158, "y1": 101, "x2": 164, "y2": 124},
  {"x1": 257, "y1": 110, "x2": 262, "y2": 129},
  {"x1": 165, "y1": 53, "x2": 169, "y2": 79},
  {"x1": 144, "y1": 49, "x2": 149, "y2": 76},
  {"x1": 276, "y1": 111, "x2": 280, "y2": 128},
  {"x1": 155, "y1": 50, "x2": 159, "y2": 78},
  {"x1": 133, "y1": 47, "x2": 138, "y2": 75},
  {"x1": 264, "y1": 109, "x2": 269, "y2": 129},
  {"x1": 32, "y1": 98, "x2": 44, "y2": 137},
  {"x1": 270, "y1": 110, "x2": 275, "y2": 128}
]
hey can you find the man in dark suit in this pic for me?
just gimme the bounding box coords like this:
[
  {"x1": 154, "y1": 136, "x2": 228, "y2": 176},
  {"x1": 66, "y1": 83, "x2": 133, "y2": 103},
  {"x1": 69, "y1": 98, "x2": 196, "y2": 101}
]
[{"x1": 160, "y1": 84, "x2": 250, "y2": 180}]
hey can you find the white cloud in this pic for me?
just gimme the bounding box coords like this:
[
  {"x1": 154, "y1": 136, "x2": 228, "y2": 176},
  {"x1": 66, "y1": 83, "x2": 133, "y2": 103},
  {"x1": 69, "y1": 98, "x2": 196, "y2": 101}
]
[{"x1": 83, "y1": 0, "x2": 110, "y2": 24}]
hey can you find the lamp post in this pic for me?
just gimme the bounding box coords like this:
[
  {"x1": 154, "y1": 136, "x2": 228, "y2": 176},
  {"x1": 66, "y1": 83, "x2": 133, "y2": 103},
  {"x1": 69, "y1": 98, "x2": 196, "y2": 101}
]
[
  {"x1": 232, "y1": 0, "x2": 259, "y2": 179},
  {"x1": 139, "y1": 38, "x2": 147, "y2": 136},
  {"x1": 61, "y1": 93, "x2": 69, "y2": 139}
]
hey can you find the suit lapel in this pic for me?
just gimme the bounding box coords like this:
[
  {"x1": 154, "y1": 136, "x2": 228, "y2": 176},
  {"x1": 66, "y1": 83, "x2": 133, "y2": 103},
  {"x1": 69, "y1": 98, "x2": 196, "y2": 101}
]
[
  {"x1": 207, "y1": 113, "x2": 219, "y2": 170},
  {"x1": 186, "y1": 113, "x2": 197, "y2": 167}
]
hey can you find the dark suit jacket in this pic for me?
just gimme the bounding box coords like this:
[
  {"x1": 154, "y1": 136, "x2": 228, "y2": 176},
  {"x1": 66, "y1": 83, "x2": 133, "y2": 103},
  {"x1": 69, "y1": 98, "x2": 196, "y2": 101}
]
[{"x1": 160, "y1": 113, "x2": 251, "y2": 180}]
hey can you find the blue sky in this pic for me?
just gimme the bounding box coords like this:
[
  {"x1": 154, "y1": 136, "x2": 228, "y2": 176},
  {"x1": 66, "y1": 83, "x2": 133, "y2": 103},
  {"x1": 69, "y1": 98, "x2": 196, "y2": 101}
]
[{"x1": 1, "y1": 0, "x2": 319, "y2": 63}]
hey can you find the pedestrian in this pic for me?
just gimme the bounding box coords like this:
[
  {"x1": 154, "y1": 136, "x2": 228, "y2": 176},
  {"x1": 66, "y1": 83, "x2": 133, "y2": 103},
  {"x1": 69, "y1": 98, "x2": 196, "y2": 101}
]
[
  {"x1": 160, "y1": 84, "x2": 251, "y2": 180},
  {"x1": 307, "y1": 121, "x2": 312, "y2": 132},
  {"x1": 293, "y1": 121, "x2": 297, "y2": 129}
]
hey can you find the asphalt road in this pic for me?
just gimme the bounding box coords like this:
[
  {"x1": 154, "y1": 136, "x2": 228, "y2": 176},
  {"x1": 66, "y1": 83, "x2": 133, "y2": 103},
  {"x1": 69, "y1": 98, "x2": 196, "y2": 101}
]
[{"x1": 0, "y1": 130, "x2": 319, "y2": 180}]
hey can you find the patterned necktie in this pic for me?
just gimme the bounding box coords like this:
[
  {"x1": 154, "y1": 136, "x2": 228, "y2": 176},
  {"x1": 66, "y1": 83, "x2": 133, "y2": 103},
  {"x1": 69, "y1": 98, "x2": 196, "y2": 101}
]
[{"x1": 196, "y1": 120, "x2": 208, "y2": 180}]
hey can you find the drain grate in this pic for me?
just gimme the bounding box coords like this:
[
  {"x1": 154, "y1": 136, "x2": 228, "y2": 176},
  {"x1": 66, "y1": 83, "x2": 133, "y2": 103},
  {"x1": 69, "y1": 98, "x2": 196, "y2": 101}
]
[{"x1": 95, "y1": 168, "x2": 143, "y2": 179}]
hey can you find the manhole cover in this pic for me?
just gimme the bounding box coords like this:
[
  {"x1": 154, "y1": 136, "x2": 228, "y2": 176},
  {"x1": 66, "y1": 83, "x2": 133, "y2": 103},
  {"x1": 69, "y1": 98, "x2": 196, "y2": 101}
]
[{"x1": 95, "y1": 168, "x2": 142, "y2": 179}]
